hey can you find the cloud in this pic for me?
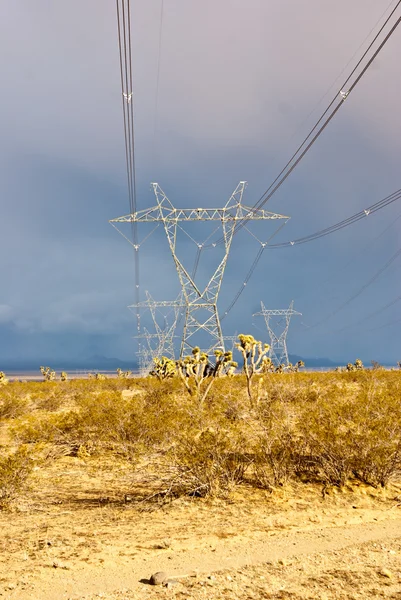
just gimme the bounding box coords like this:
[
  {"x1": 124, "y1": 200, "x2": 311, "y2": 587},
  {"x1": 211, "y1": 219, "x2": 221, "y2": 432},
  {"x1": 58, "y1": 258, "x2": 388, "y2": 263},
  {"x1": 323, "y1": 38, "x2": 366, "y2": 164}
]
[
  {"x1": 0, "y1": 305, "x2": 14, "y2": 325},
  {"x1": 0, "y1": 0, "x2": 400, "y2": 363}
]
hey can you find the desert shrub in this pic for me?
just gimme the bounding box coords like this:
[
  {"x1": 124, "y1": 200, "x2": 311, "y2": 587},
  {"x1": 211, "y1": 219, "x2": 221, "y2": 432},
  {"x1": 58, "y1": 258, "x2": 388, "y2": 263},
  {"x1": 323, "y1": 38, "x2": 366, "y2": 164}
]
[
  {"x1": 0, "y1": 386, "x2": 29, "y2": 419},
  {"x1": 298, "y1": 376, "x2": 401, "y2": 487},
  {"x1": 30, "y1": 385, "x2": 68, "y2": 412},
  {"x1": 0, "y1": 445, "x2": 38, "y2": 509},
  {"x1": 168, "y1": 426, "x2": 250, "y2": 498},
  {"x1": 253, "y1": 399, "x2": 300, "y2": 489},
  {"x1": 349, "y1": 383, "x2": 401, "y2": 487},
  {"x1": 0, "y1": 372, "x2": 9, "y2": 385},
  {"x1": 11, "y1": 411, "x2": 82, "y2": 446}
]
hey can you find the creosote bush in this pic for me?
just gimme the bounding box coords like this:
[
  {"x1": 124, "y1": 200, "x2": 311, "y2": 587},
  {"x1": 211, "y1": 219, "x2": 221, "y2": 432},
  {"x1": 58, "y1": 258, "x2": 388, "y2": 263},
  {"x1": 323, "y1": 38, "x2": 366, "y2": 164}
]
[
  {"x1": 0, "y1": 445, "x2": 39, "y2": 509},
  {"x1": 2, "y1": 367, "x2": 401, "y2": 503}
]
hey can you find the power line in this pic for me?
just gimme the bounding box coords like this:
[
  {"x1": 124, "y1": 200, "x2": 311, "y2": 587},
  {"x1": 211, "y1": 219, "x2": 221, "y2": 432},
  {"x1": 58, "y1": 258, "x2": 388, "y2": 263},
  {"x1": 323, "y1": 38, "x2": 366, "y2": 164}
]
[
  {"x1": 214, "y1": 5, "x2": 401, "y2": 319},
  {"x1": 116, "y1": 0, "x2": 141, "y2": 335},
  {"x1": 367, "y1": 314, "x2": 401, "y2": 332},
  {"x1": 268, "y1": 188, "x2": 401, "y2": 248},
  {"x1": 220, "y1": 187, "x2": 401, "y2": 319},
  {"x1": 250, "y1": 4, "x2": 401, "y2": 216},
  {"x1": 335, "y1": 293, "x2": 401, "y2": 334},
  {"x1": 212, "y1": 3, "x2": 401, "y2": 249},
  {"x1": 152, "y1": 0, "x2": 165, "y2": 176},
  {"x1": 306, "y1": 244, "x2": 401, "y2": 331},
  {"x1": 290, "y1": 210, "x2": 401, "y2": 308}
]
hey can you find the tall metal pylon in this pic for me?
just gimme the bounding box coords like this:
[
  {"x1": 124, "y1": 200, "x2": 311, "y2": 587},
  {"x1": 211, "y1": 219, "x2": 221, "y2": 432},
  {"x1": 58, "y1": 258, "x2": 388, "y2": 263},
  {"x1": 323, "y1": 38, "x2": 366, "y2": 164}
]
[
  {"x1": 130, "y1": 292, "x2": 182, "y2": 374},
  {"x1": 253, "y1": 301, "x2": 301, "y2": 366},
  {"x1": 111, "y1": 182, "x2": 289, "y2": 357}
]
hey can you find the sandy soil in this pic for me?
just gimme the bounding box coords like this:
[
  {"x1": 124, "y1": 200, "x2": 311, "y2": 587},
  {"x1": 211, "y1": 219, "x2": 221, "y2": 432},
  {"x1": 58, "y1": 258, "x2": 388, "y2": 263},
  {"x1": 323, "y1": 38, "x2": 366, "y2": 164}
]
[{"x1": 0, "y1": 455, "x2": 400, "y2": 600}]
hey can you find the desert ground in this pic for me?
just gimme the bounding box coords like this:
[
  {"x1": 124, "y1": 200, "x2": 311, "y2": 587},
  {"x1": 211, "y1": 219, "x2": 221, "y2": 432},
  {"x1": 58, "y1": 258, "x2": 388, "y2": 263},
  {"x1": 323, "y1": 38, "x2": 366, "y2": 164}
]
[{"x1": 1, "y1": 370, "x2": 400, "y2": 599}]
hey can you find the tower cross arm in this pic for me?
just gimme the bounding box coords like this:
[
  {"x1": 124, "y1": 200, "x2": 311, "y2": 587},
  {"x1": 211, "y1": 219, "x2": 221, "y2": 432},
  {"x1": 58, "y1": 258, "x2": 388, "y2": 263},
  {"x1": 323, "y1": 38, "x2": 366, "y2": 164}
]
[
  {"x1": 253, "y1": 308, "x2": 302, "y2": 317},
  {"x1": 110, "y1": 206, "x2": 289, "y2": 224},
  {"x1": 238, "y1": 205, "x2": 289, "y2": 221},
  {"x1": 128, "y1": 300, "x2": 185, "y2": 309},
  {"x1": 110, "y1": 205, "x2": 162, "y2": 223}
]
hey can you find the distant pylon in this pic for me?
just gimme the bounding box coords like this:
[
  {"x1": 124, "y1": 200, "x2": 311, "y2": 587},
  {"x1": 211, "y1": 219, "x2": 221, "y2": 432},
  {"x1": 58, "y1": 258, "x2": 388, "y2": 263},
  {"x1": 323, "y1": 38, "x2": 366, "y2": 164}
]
[
  {"x1": 130, "y1": 291, "x2": 182, "y2": 375},
  {"x1": 111, "y1": 182, "x2": 289, "y2": 357},
  {"x1": 253, "y1": 301, "x2": 301, "y2": 366}
]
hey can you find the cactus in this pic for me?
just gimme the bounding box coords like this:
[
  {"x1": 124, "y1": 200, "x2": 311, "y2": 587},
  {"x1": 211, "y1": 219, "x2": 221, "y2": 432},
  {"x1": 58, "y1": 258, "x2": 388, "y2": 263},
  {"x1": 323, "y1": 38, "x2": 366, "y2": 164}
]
[
  {"x1": 290, "y1": 360, "x2": 305, "y2": 373},
  {"x1": 236, "y1": 334, "x2": 270, "y2": 404},
  {"x1": 150, "y1": 356, "x2": 176, "y2": 381},
  {"x1": 60, "y1": 371, "x2": 68, "y2": 382},
  {"x1": 40, "y1": 366, "x2": 56, "y2": 381},
  {"x1": 176, "y1": 347, "x2": 237, "y2": 405},
  {"x1": 0, "y1": 371, "x2": 9, "y2": 385},
  {"x1": 346, "y1": 359, "x2": 364, "y2": 372},
  {"x1": 117, "y1": 368, "x2": 132, "y2": 379}
]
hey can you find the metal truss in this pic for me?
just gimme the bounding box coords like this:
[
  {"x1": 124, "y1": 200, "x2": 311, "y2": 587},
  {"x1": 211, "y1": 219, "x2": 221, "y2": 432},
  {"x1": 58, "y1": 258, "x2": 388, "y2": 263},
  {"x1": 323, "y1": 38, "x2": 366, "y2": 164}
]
[
  {"x1": 111, "y1": 181, "x2": 289, "y2": 357},
  {"x1": 253, "y1": 301, "x2": 301, "y2": 366},
  {"x1": 131, "y1": 291, "x2": 182, "y2": 374}
]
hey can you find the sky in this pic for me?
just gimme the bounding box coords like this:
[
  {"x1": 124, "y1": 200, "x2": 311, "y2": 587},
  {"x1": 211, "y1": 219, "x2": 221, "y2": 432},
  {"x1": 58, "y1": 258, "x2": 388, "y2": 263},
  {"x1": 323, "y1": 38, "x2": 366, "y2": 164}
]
[{"x1": 0, "y1": 0, "x2": 400, "y2": 366}]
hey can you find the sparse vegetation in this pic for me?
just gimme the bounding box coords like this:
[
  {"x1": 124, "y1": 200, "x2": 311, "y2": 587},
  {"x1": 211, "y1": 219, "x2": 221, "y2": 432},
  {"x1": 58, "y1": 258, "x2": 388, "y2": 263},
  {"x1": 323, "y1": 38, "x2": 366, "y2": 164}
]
[
  {"x1": 236, "y1": 334, "x2": 270, "y2": 404},
  {"x1": 0, "y1": 359, "x2": 399, "y2": 513},
  {"x1": 0, "y1": 372, "x2": 9, "y2": 386},
  {"x1": 0, "y1": 445, "x2": 39, "y2": 509},
  {"x1": 40, "y1": 366, "x2": 56, "y2": 381},
  {"x1": 176, "y1": 347, "x2": 237, "y2": 405},
  {"x1": 117, "y1": 367, "x2": 132, "y2": 379}
]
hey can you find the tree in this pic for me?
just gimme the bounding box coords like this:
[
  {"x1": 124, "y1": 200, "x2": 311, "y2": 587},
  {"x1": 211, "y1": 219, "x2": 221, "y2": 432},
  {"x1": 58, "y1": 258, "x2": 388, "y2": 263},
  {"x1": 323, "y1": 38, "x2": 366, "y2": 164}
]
[
  {"x1": 150, "y1": 356, "x2": 176, "y2": 381},
  {"x1": 40, "y1": 366, "x2": 56, "y2": 381},
  {"x1": 236, "y1": 334, "x2": 270, "y2": 405},
  {"x1": 176, "y1": 347, "x2": 237, "y2": 406},
  {"x1": 117, "y1": 368, "x2": 132, "y2": 379}
]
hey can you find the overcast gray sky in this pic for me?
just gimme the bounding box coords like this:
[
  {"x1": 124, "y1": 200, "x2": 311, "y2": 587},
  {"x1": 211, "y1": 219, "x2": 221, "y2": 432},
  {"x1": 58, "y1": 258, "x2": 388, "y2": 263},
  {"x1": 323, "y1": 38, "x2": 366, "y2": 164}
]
[{"x1": 0, "y1": 0, "x2": 400, "y2": 365}]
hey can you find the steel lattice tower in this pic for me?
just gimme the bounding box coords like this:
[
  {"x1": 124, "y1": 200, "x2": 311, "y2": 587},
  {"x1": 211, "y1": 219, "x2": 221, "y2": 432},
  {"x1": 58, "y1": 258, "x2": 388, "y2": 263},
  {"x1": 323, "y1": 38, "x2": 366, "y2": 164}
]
[
  {"x1": 253, "y1": 301, "x2": 301, "y2": 366},
  {"x1": 111, "y1": 181, "x2": 288, "y2": 357},
  {"x1": 130, "y1": 292, "x2": 182, "y2": 375}
]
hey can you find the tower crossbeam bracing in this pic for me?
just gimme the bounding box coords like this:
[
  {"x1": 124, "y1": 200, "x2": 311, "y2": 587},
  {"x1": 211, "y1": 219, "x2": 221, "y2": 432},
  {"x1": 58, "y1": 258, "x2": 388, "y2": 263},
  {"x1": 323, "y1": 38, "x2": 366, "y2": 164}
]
[
  {"x1": 130, "y1": 291, "x2": 182, "y2": 375},
  {"x1": 111, "y1": 182, "x2": 289, "y2": 357},
  {"x1": 253, "y1": 301, "x2": 301, "y2": 367}
]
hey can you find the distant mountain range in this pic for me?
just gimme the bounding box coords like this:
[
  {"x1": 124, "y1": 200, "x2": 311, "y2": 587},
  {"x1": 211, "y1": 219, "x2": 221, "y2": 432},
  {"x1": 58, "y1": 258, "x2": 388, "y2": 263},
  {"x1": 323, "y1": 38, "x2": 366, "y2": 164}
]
[
  {"x1": 289, "y1": 354, "x2": 338, "y2": 368},
  {"x1": 2, "y1": 355, "x2": 138, "y2": 372},
  {"x1": 1, "y1": 353, "x2": 395, "y2": 372}
]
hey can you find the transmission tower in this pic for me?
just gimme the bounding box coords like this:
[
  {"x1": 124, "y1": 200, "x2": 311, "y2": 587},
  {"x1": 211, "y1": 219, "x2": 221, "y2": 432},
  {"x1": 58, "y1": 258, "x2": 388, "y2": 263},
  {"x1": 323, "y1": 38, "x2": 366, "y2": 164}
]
[
  {"x1": 111, "y1": 181, "x2": 289, "y2": 357},
  {"x1": 130, "y1": 292, "x2": 182, "y2": 374},
  {"x1": 253, "y1": 301, "x2": 301, "y2": 366}
]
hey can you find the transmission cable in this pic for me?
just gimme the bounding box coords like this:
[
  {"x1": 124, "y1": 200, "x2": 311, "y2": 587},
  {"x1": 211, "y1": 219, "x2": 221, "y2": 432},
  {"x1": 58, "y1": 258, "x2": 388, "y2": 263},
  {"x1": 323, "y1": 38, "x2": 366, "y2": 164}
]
[
  {"x1": 334, "y1": 293, "x2": 401, "y2": 334},
  {"x1": 116, "y1": 0, "x2": 141, "y2": 335},
  {"x1": 268, "y1": 188, "x2": 401, "y2": 248},
  {"x1": 221, "y1": 187, "x2": 400, "y2": 319},
  {"x1": 214, "y1": 6, "x2": 401, "y2": 320},
  {"x1": 305, "y1": 244, "x2": 401, "y2": 330},
  {"x1": 212, "y1": 3, "x2": 401, "y2": 249}
]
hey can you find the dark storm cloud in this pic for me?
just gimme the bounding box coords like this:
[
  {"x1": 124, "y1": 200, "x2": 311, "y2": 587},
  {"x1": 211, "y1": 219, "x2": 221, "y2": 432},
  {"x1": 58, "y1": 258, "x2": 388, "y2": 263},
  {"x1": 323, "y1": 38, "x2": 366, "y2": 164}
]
[{"x1": 0, "y1": 0, "x2": 400, "y2": 363}]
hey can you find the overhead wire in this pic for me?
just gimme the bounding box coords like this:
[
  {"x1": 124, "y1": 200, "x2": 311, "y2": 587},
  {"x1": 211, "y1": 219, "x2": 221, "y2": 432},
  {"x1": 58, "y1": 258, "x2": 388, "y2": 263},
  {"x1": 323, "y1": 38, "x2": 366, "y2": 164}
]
[
  {"x1": 245, "y1": 3, "x2": 401, "y2": 222},
  {"x1": 212, "y1": 2, "x2": 401, "y2": 250},
  {"x1": 221, "y1": 188, "x2": 401, "y2": 320},
  {"x1": 220, "y1": 220, "x2": 288, "y2": 320},
  {"x1": 152, "y1": 0, "x2": 164, "y2": 176},
  {"x1": 215, "y1": 5, "x2": 401, "y2": 319},
  {"x1": 116, "y1": 0, "x2": 141, "y2": 337},
  {"x1": 305, "y1": 244, "x2": 401, "y2": 330},
  {"x1": 268, "y1": 188, "x2": 401, "y2": 248},
  {"x1": 366, "y1": 315, "x2": 401, "y2": 332},
  {"x1": 334, "y1": 293, "x2": 401, "y2": 334},
  {"x1": 289, "y1": 210, "x2": 401, "y2": 310}
]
